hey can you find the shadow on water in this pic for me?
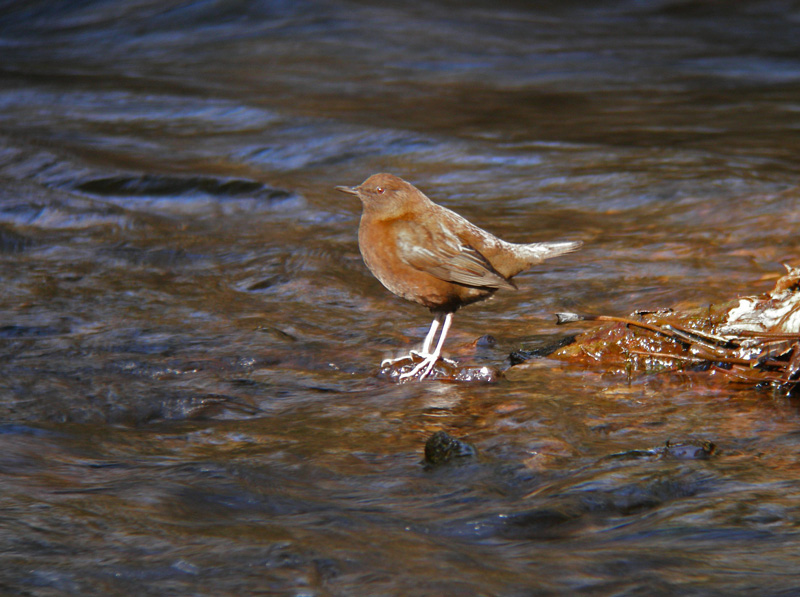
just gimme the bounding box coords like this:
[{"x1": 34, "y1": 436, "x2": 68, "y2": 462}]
[{"x1": 1, "y1": 0, "x2": 800, "y2": 594}]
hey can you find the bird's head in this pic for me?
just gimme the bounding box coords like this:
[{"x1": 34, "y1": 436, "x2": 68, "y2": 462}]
[{"x1": 336, "y1": 173, "x2": 426, "y2": 218}]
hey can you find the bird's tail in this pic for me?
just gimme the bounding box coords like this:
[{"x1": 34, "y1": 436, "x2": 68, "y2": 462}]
[{"x1": 519, "y1": 240, "x2": 583, "y2": 264}]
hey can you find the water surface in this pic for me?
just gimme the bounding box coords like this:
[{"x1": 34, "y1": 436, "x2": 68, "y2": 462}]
[{"x1": 1, "y1": 1, "x2": 799, "y2": 594}]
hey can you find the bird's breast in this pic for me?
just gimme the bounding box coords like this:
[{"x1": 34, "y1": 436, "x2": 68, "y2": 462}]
[{"x1": 358, "y1": 216, "x2": 493, "y2": 312}]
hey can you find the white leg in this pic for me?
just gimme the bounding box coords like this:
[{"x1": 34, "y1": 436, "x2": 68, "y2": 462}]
[
  {"x1": 409, "y1": 315, "x2": 441, "y2": 359},
  {"x1": 419, "y1": 316, "x2": 441, "y2": 356},
  {"x1": 399, "y1": 312, "x2": 453, "y2": 380},
  {"x1": 383, "y1": 315, "x2": 443, "y2": 367}
]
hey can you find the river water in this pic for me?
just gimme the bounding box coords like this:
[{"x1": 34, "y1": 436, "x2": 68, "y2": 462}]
[{"x1": 1, "y1": 1, "x2": 799, "y2": 594}]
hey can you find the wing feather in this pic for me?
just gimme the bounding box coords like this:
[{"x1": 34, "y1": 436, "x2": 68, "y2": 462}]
[{"x1": 393, "y1": 220, "x2": 516, "y2": 290}]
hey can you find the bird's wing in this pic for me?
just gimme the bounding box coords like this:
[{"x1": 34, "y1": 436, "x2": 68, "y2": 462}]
[{"x1": 393, "y1": 220, "x2": 516, "y2": 290}]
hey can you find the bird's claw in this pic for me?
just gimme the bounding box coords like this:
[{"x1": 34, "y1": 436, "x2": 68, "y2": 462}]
[
  {"x1": 381, "y1": 351, "x2": 430, "y2": 367},
  {"x1": 398, "y1": 354, "x2": 457, "y2": 381},
  {"x1": 398, "y1": 356, "x2": 438, "y2": 380},
  {"x1": 381, "y1": 355, "x2": 408, "y2": 367}
]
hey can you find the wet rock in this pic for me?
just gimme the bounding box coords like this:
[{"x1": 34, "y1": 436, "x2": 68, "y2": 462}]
[
  {"x1": 378, "y1": 354, "x2": 501, "y2": 383},
  {"x1": 662, "y1": 439, "x2": 717, "y2": 460},
  {"x1": 604, "y1": 439, "x2": 717, "y2": 462},
  {"x1": 423, "y1": 431, "x2": 477, "y2": 466},
  {"x1": 509, "y1": 334, "x2": 578, "y2": 365},
  {"x1": 473, "y1": 334, "x2": 497, "y2": 348},
  {"x1": 453, "y1": 365, "x2": 502, "y2": 383}
]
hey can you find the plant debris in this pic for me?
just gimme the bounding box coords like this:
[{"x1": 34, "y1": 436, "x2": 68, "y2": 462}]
[{"x1": 550, "y1": 265, "x2": 800, "y2": 394}]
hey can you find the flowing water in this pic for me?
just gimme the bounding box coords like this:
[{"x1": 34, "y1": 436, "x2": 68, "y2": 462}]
[{"x1": 1, "y1": 0, "x2": 800, "y2": 594}]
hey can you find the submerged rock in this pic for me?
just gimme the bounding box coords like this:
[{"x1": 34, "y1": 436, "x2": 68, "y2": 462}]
[
  {"x1": 378, "y1": 354, "x2": 501, "y2": 383},
  {"x1": 423, "y1": 431, "x2": 477, "y2": 466},
  {"x1": 662, "y1": 439, "x2": 717, "y2": 460},
  {"x1": 509, "y1": 334, "x2": 579, "y2": 365},
  {"x1": 604, "y1": 439, "x2": 717, "y2": 462}
]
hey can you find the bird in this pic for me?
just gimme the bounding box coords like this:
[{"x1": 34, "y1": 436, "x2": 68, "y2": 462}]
[{"x1": 335, "y1": 173, "x2": 582, "y2": 380}]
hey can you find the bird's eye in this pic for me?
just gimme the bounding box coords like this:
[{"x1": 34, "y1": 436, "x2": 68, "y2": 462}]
[{"x1": 376, "y1": 187, "x2": 385, "y2": 194}]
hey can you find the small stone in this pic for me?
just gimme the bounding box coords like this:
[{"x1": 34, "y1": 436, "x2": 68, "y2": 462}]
[{"x1": 423, "y1": 431, "x2": 477, "y2": 466}]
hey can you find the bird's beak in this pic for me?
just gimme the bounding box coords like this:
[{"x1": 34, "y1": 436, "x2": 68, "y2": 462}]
[{"x1": 335, "y1": 185, "x2": 359, "y2": 196}]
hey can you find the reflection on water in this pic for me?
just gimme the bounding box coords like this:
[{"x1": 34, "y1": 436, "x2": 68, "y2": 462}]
[{"x1": 1, "y1": 0, "x2": 799, "y2": 594}]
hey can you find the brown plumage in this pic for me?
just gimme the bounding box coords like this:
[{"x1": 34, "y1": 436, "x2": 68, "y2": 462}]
[{"x1": 336, "y1": 173, "x2": 582, "y2": 380}]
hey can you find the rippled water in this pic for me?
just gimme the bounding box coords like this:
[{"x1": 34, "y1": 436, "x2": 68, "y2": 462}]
[{"x1": 1, "y1": 0, "x2": 800, "y2": 594}]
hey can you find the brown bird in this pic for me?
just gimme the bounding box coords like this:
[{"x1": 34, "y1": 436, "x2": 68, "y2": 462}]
[{"x1": 336, "y1": 173, "x2": 582, "y2": 380}]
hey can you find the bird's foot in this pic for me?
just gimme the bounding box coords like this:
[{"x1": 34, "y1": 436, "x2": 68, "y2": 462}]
[
  {"x1": 380, "y1": 352, "x2": 498, "y2": 383},
  {"x1": 398, "y1": 353, "x2": 445, "y2": 381},
  {"x1": 381, "y1": 355, "x2": 407, "y2": 367},
  {"x1": 410, "y1": 350, "x2": 456, "y2": 367},
  {"x1": 381, "y1": 350, "x2": 455, "y2": 369},
  {"x1": 381, "y1": 352, "x2": 423, "y2": 367}
]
